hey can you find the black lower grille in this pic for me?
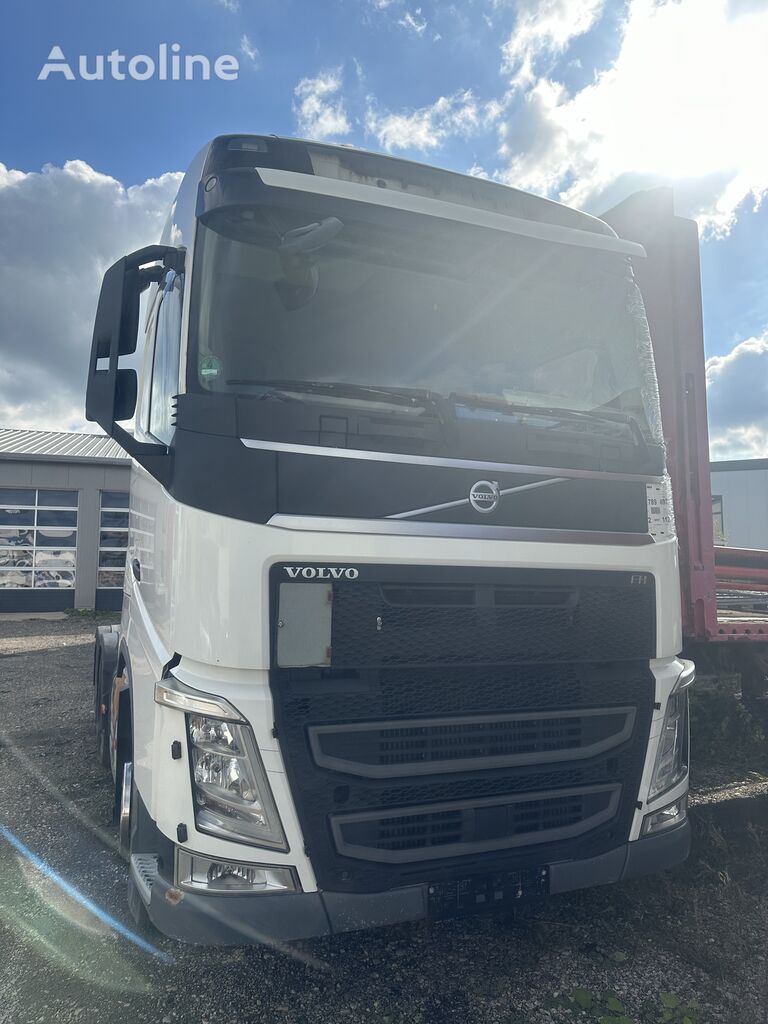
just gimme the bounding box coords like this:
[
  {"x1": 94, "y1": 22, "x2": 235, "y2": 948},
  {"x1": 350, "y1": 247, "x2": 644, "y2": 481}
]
[
  {"x1": 269, "y1": 564, "x2": 656, "y2": 893},
  {"x1": 332, "y1": 784, "x2": 621, "y2": 863}
]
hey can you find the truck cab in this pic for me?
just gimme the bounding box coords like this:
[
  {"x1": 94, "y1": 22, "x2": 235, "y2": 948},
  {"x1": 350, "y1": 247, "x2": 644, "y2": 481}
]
[{"x1": 87, "y1": 135, "x2": 692, "y2": 944}]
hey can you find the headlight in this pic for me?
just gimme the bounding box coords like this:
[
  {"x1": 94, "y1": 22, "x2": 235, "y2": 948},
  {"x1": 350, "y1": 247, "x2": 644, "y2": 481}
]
[
  {"x1": 186, "y1": 713, "x2": 287, "y2": 850},
  {"x1": 648, "y1": 662, "x2": 694, "y2": 801}
]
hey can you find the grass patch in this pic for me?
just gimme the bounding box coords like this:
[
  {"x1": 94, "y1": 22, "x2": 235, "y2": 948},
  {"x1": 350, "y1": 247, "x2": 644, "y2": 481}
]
[{"x1": 64, "y1": 607, "x2": 120, "y2": 623}]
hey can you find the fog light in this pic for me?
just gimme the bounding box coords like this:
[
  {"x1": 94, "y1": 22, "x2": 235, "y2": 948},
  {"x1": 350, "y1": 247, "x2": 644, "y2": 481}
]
[
  {"x1": 207, "y1": 861, "x2": 262, "y2": 885},
  {"x1": 641, "y1": 794, "x2": 688, "y2": 836},
  {"x1": 176, "y1": 850, "x2": 298, "y2": 894}
]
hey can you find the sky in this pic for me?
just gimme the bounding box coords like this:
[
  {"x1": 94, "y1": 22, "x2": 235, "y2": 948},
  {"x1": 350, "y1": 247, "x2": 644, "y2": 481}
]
[{"x1": 1, "y1": 0, "x2": 767, "y2": 459}]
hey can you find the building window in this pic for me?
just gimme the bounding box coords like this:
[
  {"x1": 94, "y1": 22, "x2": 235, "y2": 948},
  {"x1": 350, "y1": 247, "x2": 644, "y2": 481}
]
[
  {"x1": 0, "y1": 488, "x2": 78, "y2": 589},
  {"x1": 712, "y1": 495, "x2": 725, "y2": 546},
  {"x1": 97, "y1": 490, "x2": 129, "y2": 589}
]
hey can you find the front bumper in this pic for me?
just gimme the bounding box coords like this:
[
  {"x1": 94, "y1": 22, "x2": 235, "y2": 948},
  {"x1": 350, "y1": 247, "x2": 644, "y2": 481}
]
[{"x1": 142, "y1": 820, "x2": 690, "y2": 945}]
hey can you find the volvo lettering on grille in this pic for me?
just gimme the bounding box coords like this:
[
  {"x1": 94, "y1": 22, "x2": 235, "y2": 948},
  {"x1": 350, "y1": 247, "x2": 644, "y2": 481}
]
[{"x1": 284, "y1": 566, "x2": 359, "y2": 579}]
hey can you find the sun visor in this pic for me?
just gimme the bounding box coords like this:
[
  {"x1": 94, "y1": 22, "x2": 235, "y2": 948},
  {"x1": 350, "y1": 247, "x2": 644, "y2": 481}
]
[{"x1": 196, "y1": 165, "x2": 646, "y2": 260}]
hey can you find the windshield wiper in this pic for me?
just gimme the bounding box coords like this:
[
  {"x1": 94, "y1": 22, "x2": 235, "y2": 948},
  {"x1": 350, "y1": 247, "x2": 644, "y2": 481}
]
[
  {"x1": 228, "y1": 378, "x2": 435, "y2": 405},
  {"x1": 450, "y1": 392, "x2": 647, "y2": 448},
  {"x1": 227, "y1": 379, "x2": 453, "y2": 431}
]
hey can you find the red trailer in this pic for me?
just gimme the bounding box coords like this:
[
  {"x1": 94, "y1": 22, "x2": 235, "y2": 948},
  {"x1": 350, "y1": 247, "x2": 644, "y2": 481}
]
[{"x1": 602, "y1": 189, "x2": 768, "y2": 689}]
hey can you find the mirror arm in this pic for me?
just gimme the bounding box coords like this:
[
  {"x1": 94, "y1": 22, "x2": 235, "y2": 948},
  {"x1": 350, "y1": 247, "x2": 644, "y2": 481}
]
[
  {"x1": 110, "y1": 422, "x2": 166, "y2": 457},
  {"x1": 123, "y1": 244, "x2": 182, "y2": 272},
  {"x1": 137, "y1": 246, "x2": 186, "y2": 293},
  {"x1": 112, "y1": 423, "x2": 171, "y2": 485},
  {"x1": 138, "y1": 265, "x2": 165, "y2": 293}
]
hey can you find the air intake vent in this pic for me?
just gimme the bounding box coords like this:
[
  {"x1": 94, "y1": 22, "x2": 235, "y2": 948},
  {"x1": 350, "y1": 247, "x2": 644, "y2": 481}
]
[
  {"x1": 378, "y1": 585, "x2": 576, "y2": 608},
  {"x1": 309, "y1": 707, "x2": 636, "y2": 778},
  {"x1": 330, "y1": 578, "x2": 654, "y2": 667},
  {"x1": 331, "y1": 784, "x2": 621, "y2": 863}
]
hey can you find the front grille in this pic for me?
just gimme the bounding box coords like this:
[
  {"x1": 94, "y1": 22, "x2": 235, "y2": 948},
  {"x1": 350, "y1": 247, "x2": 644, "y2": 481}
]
[
  {"x1": 309, "y1": 707, "x2": 636, "y2": 778},
  {"x1": 330, "y1": 576, "x2": 654, "y2": 667},
  {"x1": 269, "y1": 564, "x2": 656, "y2": 893},
  {"x1": 332, "y1": 785, "x2": 621, "y2": 863}
]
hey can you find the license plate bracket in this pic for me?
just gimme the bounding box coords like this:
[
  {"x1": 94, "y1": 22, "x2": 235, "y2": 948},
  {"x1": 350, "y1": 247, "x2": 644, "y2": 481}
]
[{"x1": 426, "y1": 866, "x2": 550, "y2": 920}]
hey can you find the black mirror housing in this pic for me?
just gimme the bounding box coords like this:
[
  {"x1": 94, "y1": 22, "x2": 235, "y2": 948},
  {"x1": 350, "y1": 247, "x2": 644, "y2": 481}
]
[
  {"x1": 86, "y1": 244, "x2": 183, "y2": 482},
  {"x1": 115, "y1": 368, "x2": 138, "y2": 422}
]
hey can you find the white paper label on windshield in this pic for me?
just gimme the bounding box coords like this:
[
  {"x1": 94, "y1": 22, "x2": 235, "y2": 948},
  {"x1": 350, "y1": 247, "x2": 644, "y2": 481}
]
[{"x1": 646, "y1": 481, "x2": 675, "y2": 540}]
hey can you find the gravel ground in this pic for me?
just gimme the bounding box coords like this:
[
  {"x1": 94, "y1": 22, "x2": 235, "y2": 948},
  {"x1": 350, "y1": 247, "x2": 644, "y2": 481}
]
[{"x1": 1, "y1": 616, "x2": 767, "y2": 1024}]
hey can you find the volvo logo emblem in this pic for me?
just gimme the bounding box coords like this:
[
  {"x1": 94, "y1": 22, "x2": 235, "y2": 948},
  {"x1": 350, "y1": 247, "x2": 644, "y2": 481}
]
[{"x1": 469, "y1": 480, "x2": 501, "y2": 514}]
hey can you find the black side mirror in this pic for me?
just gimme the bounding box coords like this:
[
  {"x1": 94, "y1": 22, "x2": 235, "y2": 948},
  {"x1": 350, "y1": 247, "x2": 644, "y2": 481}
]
[
  {"x1": 86, "y1": 244, "x2": 183, "y2": 481},
  {"x1": 114, "y1": 368, "x2": 138, "y2": 421}
]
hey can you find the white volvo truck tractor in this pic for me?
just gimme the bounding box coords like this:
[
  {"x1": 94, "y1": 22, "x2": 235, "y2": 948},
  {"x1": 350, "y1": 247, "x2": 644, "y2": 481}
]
[{"x1": 86, "y1": 135, "x2": 692, "y2": 944}]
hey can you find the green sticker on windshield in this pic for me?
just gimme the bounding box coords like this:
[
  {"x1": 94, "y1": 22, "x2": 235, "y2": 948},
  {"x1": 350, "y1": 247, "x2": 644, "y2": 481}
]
[{"x1": 200, "y1": 355, "x2": 221, "y2": 379}]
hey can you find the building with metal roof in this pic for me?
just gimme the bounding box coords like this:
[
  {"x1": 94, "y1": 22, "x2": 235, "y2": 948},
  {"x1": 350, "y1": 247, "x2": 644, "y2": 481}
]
[
  {"x1": 0, "y1": 428, "x2": 128, "y2": 463},
  {"x1": 1, "y1": 428, "x2": 130, "y2": 613},
  {"x1": 711, "y1": 457, "x2": 768, "y2": 550}
]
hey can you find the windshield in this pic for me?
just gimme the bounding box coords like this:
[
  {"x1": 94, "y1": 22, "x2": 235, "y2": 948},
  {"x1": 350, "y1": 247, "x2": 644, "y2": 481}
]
[{"x1": 188, "y1": 199, "x2": 661, "y2": 444}]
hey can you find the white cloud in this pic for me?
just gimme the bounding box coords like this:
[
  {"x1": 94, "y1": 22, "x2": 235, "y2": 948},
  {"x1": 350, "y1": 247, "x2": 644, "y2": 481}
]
[
  {"x1": 239, "y1": 33, "x2": 260, "y2": 67},
  {"x1": 496, "y1": 0, "x2": 768, "y2": 235},
  {"x1": 706, "y1": 333, "x2": 768, "y2": 458},
  {"x1": 367, "y1": 89, "x2": 491, "y2": 151},
  {"x1": 215, "y1": 0, "x2": 240, "y2": 11},
  {"x1": 500, "y1": 0, "x2": 606, "y2": 86},
  {"x1": 293, "y1": 68, "x2": 351, "y2": 140},
  {"x1": 398, "y1": 8, "x2": 427, "y2": 35},
  {"x1": 0, "y1": 161, "x2": 181, "y2": 432}
]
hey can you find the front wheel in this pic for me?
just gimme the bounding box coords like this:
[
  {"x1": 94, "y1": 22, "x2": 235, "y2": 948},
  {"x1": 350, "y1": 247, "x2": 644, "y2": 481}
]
[{"x1": 93, "y1": 649, "x2": 111, "y2": 768}]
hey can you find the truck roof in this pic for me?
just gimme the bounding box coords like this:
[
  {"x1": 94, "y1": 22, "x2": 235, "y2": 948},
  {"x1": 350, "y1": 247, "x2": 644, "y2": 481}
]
[{"x1": 201, "y1": 133, "x2": 620, "y2": 242}]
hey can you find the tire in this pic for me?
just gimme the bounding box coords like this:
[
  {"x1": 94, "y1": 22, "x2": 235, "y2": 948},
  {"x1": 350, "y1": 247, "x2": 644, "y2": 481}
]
[{"x1": 93, "y1": 649, "x2": 111, "y2": 769}]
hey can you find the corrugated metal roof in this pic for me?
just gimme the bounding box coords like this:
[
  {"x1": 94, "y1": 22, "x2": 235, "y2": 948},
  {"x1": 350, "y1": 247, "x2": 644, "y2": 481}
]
[{"x1": 0, "y1": 428, "x2": 129, "y2": 463}]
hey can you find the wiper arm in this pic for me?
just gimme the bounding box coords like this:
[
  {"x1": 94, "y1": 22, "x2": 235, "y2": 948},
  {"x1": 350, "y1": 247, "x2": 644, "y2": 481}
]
[
  {"x1": 227, "y1": 379, "x2": 454, "y2": 432},
  {"x1": 450, "y1": 392, "x2": 647, "y2": 447},
  {"x1": 228, "y1": 378, "x2": 437, "y2": 406}
]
